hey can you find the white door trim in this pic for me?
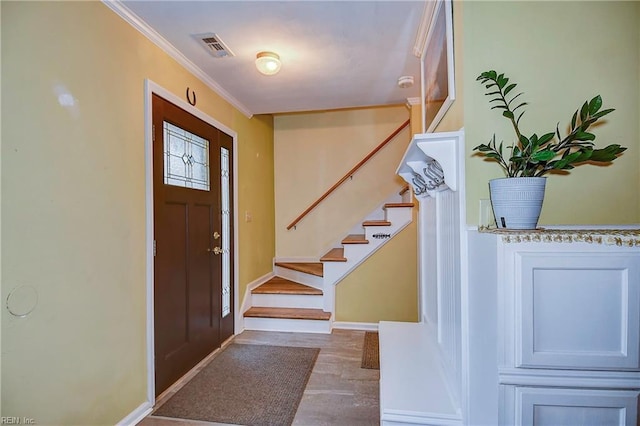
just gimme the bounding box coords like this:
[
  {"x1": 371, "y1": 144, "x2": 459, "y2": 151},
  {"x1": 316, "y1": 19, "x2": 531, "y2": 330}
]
[{"x1": 143, "y1": 79, "x2": 240, "y2": 404}]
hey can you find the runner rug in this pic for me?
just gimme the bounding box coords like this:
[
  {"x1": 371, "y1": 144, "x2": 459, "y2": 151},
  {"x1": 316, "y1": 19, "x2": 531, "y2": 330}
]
[
  {"x1": 361, "y1": 331, "x2": 380, "y2": 370},
  {"x1": 153, "y1": 343, "x2": 320, "y2": 426}
]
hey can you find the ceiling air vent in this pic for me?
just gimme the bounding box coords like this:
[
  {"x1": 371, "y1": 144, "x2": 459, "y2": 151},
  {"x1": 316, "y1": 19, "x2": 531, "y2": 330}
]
[{"x1": 194, "y1": 33, "x2": 235, "y2": 58}]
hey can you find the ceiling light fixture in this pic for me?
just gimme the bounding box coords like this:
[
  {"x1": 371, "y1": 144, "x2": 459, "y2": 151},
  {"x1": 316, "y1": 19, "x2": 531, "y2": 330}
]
[
  {"x1": 255, "y1": 51, "x2": 281, "y2": 76},
  {"x1": 397, "y1": 75, "x2": 414, "y2": 89}
]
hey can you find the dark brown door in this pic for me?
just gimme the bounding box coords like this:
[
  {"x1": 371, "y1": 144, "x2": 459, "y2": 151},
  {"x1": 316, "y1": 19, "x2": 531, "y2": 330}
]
[{"x1": 152, "y1": 94, "x2": 234, "y2": 396}]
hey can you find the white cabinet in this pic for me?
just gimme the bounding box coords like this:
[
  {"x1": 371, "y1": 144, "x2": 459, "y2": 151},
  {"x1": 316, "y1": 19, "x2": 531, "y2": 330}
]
[
  {"x1": 488, "y1": 228, "x2": 640, "y2": 426},
  {"x1": 394, "y1": 129, "x2": 640, "y2": 426}
]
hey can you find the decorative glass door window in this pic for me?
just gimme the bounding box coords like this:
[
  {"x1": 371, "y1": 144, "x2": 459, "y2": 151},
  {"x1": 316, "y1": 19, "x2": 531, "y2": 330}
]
[
  {"x1": 163, "y1": 121, "x2": 210, "y2": 191},
  {"x1": 221, "y1": 146, "x2": 231, "y2": 317}
]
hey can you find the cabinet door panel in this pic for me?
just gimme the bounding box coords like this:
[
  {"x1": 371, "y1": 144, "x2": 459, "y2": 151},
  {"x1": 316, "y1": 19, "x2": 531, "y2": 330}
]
[{"x1": 515, "y1": 253, "x2": 640, "y2": 370}]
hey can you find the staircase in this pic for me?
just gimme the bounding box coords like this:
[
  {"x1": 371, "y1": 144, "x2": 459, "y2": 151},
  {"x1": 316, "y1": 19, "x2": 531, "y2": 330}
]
[
  {"x1": 243, "y1": 269, "x2": 332, "y2": 333},
  {"x1": 243, "y1": 188, "x2": 414, "y2": 333}
]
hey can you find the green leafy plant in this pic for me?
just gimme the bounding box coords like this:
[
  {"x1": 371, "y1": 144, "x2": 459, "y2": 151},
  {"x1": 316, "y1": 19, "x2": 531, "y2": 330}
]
[{"x1": 473, "y1": 70, "x2": 626, "y2": 177}]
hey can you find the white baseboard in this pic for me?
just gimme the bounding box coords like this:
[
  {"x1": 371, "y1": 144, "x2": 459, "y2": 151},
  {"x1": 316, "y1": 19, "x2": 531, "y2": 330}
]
[
  {"x1": 239, "y1": 271, "x2": 275, "y2": 317},
  {"x1": 117, "y1": 401, "x2": 153, "y2": 426},
  {"x1": 332, "y1": 321, "x2": 379, "y2": 331},
  {"x1": 237, "y1": 271, "x2": 275, "y2": 334}
]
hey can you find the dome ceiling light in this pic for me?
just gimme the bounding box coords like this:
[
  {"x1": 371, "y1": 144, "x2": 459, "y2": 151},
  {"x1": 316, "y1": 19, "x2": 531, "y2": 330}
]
[
  {"x1": 397, "y1": 75, "x2": 414, "y2": 89},
  {"x1": 255, "y1": 51, "x2": 282, "y2": 76}
]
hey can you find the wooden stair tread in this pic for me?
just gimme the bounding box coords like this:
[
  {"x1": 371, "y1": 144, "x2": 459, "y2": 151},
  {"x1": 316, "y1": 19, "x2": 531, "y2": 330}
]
[
  {"x1": 384, "y1": 202, "x2": 415, "y2": 209},
  {"x1": 244, "y1": 307, "x2": 331, "y2": 321},
  {"x1": 253, "y1": 277, "x2": 323, "y2": 295},
  {"x1": 274, "y1": 262, "x2": 324, "y2": 277},
  {"x1": 362, "y1": 220, "x2": 391, "y2": 227},
  {"x1": 342, "y1": 234, "x2": 369, "y2": 244},
  {"x1": 399, "y1": 185, "x2": 410, "y2": 196},
  {"x1": 320, "y1": 247, "x2": 347, "y2": 262}
]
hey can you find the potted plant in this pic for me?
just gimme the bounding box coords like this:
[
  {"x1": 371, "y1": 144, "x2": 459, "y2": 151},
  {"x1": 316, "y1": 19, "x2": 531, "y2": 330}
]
[{"x1": 473, "y1": 70, "x2": 626, "y2": 229}]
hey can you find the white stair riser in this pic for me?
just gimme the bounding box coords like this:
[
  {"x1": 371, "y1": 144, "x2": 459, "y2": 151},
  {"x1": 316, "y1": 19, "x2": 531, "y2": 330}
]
[
  {"x1": 364, "y1": 226, "x2": 392, "y2": 242},
  {"x1": 274, "y1": 266, "x2": 324, "y2": 289},
  {"x1": 384, "y1": 207, "x2": 413, "y2": 225},
  {"x1": 251, "y1": 293, "x2": 323, "y2": 309},
  {"x1": 342, "y1": 243, "x2": 375, "y2": 262},
  {"x1": 364, "y1": 217, "x2": 411, "y2": 241},
  {"x1": 243, "y1": 317, "x2": 331, "y2": 334}
]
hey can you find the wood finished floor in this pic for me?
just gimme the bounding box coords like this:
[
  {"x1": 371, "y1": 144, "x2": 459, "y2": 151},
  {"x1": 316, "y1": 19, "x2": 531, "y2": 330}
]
[{"x1": 140, "y1": 329, "x2": 380, "y2": 426}]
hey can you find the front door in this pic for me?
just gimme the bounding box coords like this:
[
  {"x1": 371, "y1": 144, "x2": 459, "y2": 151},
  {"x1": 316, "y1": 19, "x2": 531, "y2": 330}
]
[{"x1": 152, "y1": 94, "x2": 234, "y2": 396}]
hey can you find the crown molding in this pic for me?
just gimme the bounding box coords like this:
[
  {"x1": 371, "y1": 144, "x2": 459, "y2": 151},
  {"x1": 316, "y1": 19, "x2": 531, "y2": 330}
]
[{"x1": 102, "y1": 0, "x2": 253, "y2": 118}]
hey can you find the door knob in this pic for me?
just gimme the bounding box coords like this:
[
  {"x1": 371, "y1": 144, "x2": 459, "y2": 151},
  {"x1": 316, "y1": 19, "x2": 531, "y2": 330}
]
[{"x1": 207, "y1": 247, "x2": 223, "y2": 255}]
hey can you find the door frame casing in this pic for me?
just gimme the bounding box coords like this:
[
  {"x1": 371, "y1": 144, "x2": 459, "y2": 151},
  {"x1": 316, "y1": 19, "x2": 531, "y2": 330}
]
[{"x1": 144, "y1": 79, "x2": 239, "y2": 403}]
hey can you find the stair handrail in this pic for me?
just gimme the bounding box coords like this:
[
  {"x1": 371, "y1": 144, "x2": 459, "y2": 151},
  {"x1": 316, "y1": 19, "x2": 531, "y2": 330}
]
[{"x1": 286, "y1": 119, "x2": 411, "y2": 230}]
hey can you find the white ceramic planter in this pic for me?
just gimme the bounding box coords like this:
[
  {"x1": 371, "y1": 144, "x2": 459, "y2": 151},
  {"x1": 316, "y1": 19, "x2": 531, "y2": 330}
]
[{"x1": 489, "y1": 177, "x2": 546, "y2": 230}]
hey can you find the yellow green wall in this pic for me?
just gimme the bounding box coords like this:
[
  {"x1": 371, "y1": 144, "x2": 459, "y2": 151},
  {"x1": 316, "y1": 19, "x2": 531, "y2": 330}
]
[
  {"x1": 462, "y1": 1, "x2": 640, "y2": 226},
  {"x1": 1, "y1": 2, "x2": 274, "y2": 424},
  {"x1": 236, "y1": 114, "x2": 276, "y2": 298}
]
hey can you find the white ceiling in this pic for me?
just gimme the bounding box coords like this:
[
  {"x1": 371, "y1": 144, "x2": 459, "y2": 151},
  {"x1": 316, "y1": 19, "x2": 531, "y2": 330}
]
[{"x1": 116, "y1": 1, "x2": 426, "y2": 116}]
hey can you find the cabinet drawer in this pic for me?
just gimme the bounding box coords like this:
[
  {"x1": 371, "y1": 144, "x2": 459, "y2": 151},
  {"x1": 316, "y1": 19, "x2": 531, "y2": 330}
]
[{"x1": 501, "y1": 386, "x2": 639, "y2": 426}]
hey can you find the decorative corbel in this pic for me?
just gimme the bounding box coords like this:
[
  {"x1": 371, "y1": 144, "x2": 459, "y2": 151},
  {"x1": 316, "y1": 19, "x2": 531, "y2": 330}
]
[{"x1": 396, "y1": 130, "x2": 462, "y2": 199}]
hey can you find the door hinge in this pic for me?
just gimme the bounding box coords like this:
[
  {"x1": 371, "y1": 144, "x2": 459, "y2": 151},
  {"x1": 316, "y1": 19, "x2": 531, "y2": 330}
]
[
  {"x1": 152, "y1": 124, "x2": 155, "y2": 142},
  {"x1": 153, "y1": 239, "x2": 157, "y2": 257}
]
